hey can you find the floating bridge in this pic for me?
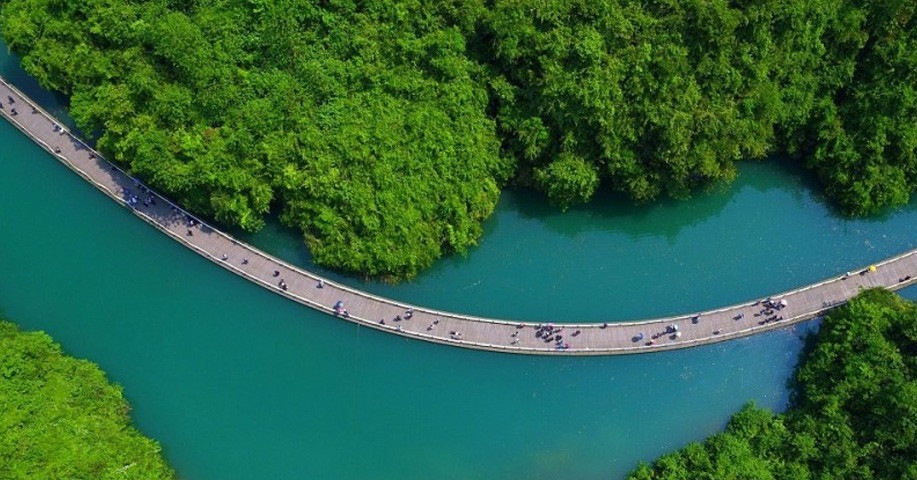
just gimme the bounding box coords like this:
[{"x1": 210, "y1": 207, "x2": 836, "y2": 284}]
[{"x1": 3, "y1": 76, "x2": 916, "y2": 355}]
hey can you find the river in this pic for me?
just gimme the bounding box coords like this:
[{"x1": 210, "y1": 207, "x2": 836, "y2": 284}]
[{"x1": 2, "y1": 44, "x2": 916, "y2": 479}]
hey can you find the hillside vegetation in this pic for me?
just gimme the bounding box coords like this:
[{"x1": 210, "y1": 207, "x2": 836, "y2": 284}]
[
  {"x1": 1, "y1": 0, "x2": 914, "y2": 278},
  {"x1": 628, "y1": 288, "x2": 917, "y2": 479},
  {"x1": 0, "y1": 319, "x2": 175, "y2": 480}
]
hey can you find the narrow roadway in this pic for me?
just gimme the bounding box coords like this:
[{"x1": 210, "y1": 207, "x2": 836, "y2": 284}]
[{"x1": 3, "y1": 76, "x2": 916, "y2": 355}]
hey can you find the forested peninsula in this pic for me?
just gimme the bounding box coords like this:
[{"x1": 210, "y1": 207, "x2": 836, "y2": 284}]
[
  {"x1": 627, "y1": 289, "x2": 917, "y2": 480},
  {"x1": 1, "y1": 0, "x2": 914, "y2": 279},
  {"x1": 0, "y1": 319, "x2": 175, "y2": 480}
]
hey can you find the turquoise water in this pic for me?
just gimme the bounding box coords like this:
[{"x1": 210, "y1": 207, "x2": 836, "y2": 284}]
[
  {"x1": 243, "y1": 163, "x2": 917, "y2": 323},
  {"x1": 3, "y1": 44, "x2": 917, "y2": 480}
]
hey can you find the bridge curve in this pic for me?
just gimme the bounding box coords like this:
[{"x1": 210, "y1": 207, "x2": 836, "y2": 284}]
[{"x1": 3, "y1": 76, "x2": 916, "y2": 355}]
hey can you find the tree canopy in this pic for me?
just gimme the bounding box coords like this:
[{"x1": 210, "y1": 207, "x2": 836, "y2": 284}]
[
  {"x1": 0, "y1": 319, "x2": 175, "y2": 480},
  {"x1": 627, "y1": 288, "x2": 917, "y2": 480},
  {"x1": 1, "y1": 0, "x2": 914, "y2": 278},
  {"x1": 0, "y1": 0, "x2": 510, "y2": 279},
  {"x1": 486, "y1": 0, "x2": 917, "y2": 212}
]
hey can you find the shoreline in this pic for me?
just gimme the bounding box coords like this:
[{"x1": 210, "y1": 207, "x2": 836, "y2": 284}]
[{"x1": 3, "y1": 74, "x2": 916, "y2": 355}]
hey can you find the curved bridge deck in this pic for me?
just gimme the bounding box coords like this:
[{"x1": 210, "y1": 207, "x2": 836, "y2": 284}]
[{"x1": 3, "y1": 76, "x2": 916, "y2": 355}]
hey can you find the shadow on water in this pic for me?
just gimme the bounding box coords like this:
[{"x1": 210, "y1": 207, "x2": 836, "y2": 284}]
[
  {"x1": 751, "y1": 156, "x2": 917, "y2": 221},
  {"x1": 230, "y1": 155, "x2": 917, "y2": 299},
  {"x1": 0, "y1": 46, "x2": 102, "y2": 144},
  {"x1": 509, "y1": 186, "x2": 733, "y2": 243},
  {"x1": 784, "y1": 317, "x2": 823, "y2": 408},
  {"x1": 1, "y1": 49, "x2": 72, "y2": 126},
  {"x1": 509, "y1": 157, "x2": 832, "y2": 242}
]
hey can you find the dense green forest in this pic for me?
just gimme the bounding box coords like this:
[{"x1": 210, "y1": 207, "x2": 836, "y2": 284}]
[
  {"x1": 1, "y1": 0, "x2": 914, "y2": 278},
  {"x1": 0, "y1": 319, "x2": 175, "y2": 480},
  {"x1": 627, "y1": 288, "x2": 917, "y2": 479}
]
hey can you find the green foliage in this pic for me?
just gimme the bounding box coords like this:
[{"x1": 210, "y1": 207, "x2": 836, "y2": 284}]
[
  {"x1": 534, "y1": 152, "x2": 599, "y2": 210},
  {"x1": 0, "y1": 0, "x2": 914, "y2": 278},
  {"x1": 0, "y1": 0, "x2": 506, "y2": 279},
  {"x1": 0, "y1": 319, "x2": 175, "y2": 480},
  {"x1": 626, "y1": 289, "x2": 917, "y2": 479},
  {"x1": 486, "y1": 0, "x2": 916, "y2": 210}
]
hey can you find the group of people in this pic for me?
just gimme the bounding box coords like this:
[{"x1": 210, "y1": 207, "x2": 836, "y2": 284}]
[
  {"x1": 750, "y1": 298, "x2": 788, "y2": 325},
  {"x1": 534, "y1": 323, "x2": 570, "y2": 350},
  {"x1": 121, "y1": 187, "x2": 155, "y2": 209},
  {"x1": 182, "y1": 212, "x2": 199, "y2": 236},
  {"x1": 378, "y1": 311, "x2": 441, "y2": 332},
  {"x1": 333, "y1": 300, "x2": 348, "y2": 317},
  {"x1": 761, "y1": 298, "x2": 788, "y2": 310},
  {"x1": 651, "y1": 324, "x2": 679, "y2": 341},
  {"x1": 1, "y1": 95, "x2": 19, "y2": 115},
  {"x1": 391, "y1": 309, "x2": 414, "y2": 323},
  {"x1": 758, "y1": 314, "x2": 783, "y2": 325}
]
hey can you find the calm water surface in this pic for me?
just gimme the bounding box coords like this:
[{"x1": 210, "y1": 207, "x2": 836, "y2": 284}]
[{"x1": 2, "y1": 45, "x2": 917, "y2": 480}]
